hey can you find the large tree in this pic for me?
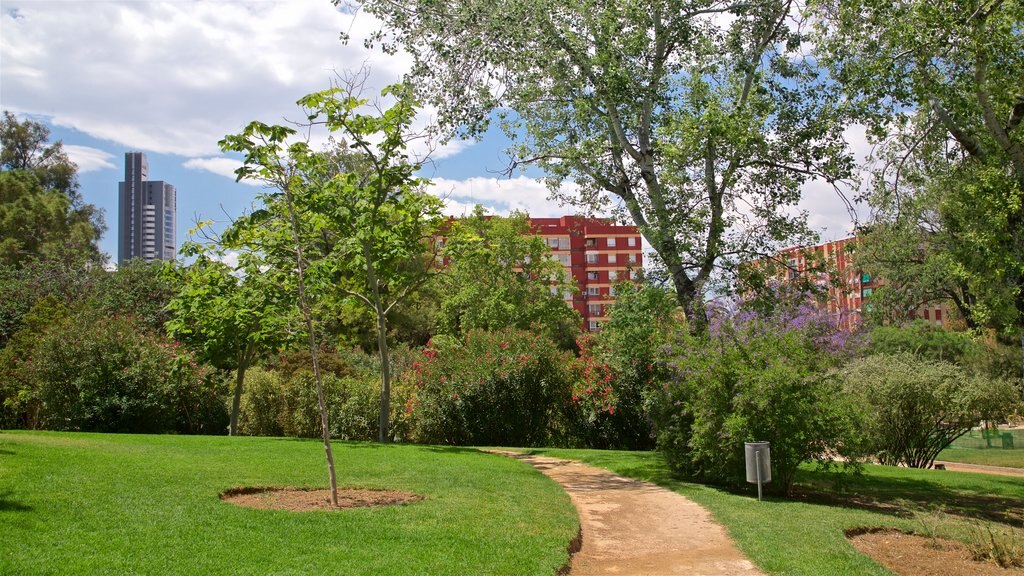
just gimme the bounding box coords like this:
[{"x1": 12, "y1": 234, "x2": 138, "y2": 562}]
[
  {"x1": 356, "y1": 0, "x2": 853, "y2": 330},
  {"x1": 811, "y1": 0, "x2": 1024, "y2": 386},
  {"x1": 0, "y1": 112, "x2": 104, "y2": 267}
]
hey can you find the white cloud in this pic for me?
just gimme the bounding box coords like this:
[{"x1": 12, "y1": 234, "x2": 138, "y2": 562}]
[
  {"x1": 425, "y1": 176, "x2": 579, "y2": 218},
  {"x1": 182, "y1": 156, "x2": 260, "y2": 186},
  {"x1": 1, "y1": 1, "x2": 413, "y2": 157},
  {"x1": 63, "y1": 144, "x2": 115, "y2": 172}
]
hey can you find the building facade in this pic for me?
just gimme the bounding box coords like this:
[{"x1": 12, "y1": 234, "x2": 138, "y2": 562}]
[
  {"x1": 528, "y1": 216, "x2": 643, "y2": 331},
  {"x1": 778, "y1": 236, "x2": 947, "y2": 330},
  {"x1": 118, "y1": 152, "x2": 176, "y2": 265}
]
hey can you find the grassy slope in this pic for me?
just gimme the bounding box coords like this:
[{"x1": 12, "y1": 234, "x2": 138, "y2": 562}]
[
  {"x1": 0, "y1": 432, "x2": 577, "y2": 576},
  {"x1": 531, "y1": 448, "x2": 1024, "y2": 576},
  {"x1": 938, "y1": 447, "x2": 1024, "y2": 468}
]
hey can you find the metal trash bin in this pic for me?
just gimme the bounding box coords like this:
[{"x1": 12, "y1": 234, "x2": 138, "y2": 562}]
[{"x1": 744, "y1": 441, "x2": 771, "y2": 501}]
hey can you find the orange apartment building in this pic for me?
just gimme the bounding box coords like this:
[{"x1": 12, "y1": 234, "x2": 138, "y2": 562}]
[
  {"x1": 528, "y1": 216, "x2": 643, "y2": 331},
  {"x1": 778, "y1": 236, "x2": 947, "y2": 330}
]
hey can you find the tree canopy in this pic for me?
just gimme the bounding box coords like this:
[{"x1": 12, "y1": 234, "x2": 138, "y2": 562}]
[{"x1": 357, "y1": 0, "x2": 854, "y2": 330}]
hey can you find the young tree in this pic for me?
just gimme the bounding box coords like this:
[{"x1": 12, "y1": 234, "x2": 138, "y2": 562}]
[
  {"x1": 165, "y1": 238, "x2": 295, "y2": 436},
  {"x1": 437, "y1": 208, "x2": 580, "y2": 349},
  {"x1": 356, "y1": 0, "x2": 853, "y2": 330},
  {"x1": 222, "y1": 81, "x2": 445, "y2": 454}
]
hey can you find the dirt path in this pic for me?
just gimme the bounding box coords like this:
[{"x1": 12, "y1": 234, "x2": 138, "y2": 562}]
[
  {"x1": 490, "y1": 451, "x2": 764, "y2": 576},
  {"x1": 933, "y1": 460, "x2": 1024, "y2": 478}
]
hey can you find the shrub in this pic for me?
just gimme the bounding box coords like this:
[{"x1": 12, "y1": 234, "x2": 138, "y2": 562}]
[
  {"x1": 237, "y1": 352, "x2": 410, "y2": 441},
  {"x1": 7, "y1": 310, "x2": 225, "y2": 434},
  {"x1": 403, "y1": 328, "x2": 574, "y2": 446},
  {"x1": 656, "y1": 295, "x2": 864, "y2": 495},
  {"x1": 841, "y1": 353, "x2": 1021, "y2": 468}
]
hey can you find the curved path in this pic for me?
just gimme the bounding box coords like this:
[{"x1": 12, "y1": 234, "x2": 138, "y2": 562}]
[
  {"x1": 489, "y1": 451, "x2": 764, "y2": 576},
  {"x1": 933, "y1": 460, "x2": 1024, "y2": 478}
]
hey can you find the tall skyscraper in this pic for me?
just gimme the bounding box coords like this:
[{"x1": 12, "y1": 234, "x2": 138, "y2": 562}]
[{"x1": 118, "y1": 152, "x2": 176, "y2": 265}]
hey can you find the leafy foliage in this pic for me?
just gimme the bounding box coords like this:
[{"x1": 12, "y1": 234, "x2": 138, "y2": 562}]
[
  {"x1": 1, "y1": 308, "x2": 225, "y2": 433},
  {"x1": 0, "y1": 111, "x2": 104, "y2": 267},
  {"x1": 841, "y1": 353, "x2": 1020, "y2": 468},
  {"x1": 360, "y1": 0, "x2": 850, "y2": 329},
  {"x1": 656, "y1": 294, "x2": 863, "y2": 494},
  {"x1": 402, "y1": 328, "x2": 575, "y2": 446},
  {"x1": 437, "y1": 208, "x2": 580, "y2": 349}
]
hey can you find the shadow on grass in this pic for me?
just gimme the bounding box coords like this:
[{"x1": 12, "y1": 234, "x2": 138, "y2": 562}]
[
  {"x1": 793, "y1": 470, "x2": 1024, "y2": 527},
  {"x1": 0, "y1": 491, "x2": 32, "y2": 512},
  {"x1": 0, "y1": 449, "x2": 14, "y2": 456}
]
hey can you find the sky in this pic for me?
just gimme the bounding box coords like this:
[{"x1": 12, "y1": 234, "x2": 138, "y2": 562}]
[{"x1": 0, "y1": 0, "x2": 866, "y2": 264}]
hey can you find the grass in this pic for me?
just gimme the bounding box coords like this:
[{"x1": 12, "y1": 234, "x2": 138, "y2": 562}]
[
  {"x1": 938, "y1": 447, "x2": 1024, "y2": 468},
  {"x1": 0, "y1": 432, "x2": 578, "y2": 576},
  {"x1": 527, "y1": 448, "x2": 1024, "y2": 576}
]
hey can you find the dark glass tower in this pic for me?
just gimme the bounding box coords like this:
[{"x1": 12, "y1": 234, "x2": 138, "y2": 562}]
[{"x1": 118, "y1": 152, "x2": 175, "y2": 265}]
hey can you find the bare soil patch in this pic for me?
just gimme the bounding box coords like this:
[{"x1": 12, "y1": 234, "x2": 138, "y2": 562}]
[
  {"x1": 847, "y1": 528, "x2": 1024, "y2": 576},
  {"x1": 220, "y1": 486, "x2": 423, "y2": 512}
]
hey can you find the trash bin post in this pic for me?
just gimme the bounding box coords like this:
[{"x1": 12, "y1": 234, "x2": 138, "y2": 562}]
[{"x1": 744, "y1": 441, "x2": 771, "y2": 502}]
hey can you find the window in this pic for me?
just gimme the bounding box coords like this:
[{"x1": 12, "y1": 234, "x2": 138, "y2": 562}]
[
  {"x1": 861, "y1": 272, "x2": 871, "y2": 283},
  {"x1": 608, "y1": 271, "x2": 618, "y2": 281},
  {"x1": 588, "y1": 304, "x2": 602, "y2": 316},
  {"x1": 557, "y1": 254, "x2": 571, "y2": 265},
  {"x1": 627, "y1": 237, "x2": 637, "y2": 247},
  {"x1": 608, "y1": 253, "x2": 617, "y2": 264},
  {"x1": 923, "y1": 309, "x2": 930, "y2": 320},
  {"x1": 607, "y1": 238, "x2": 617, "y2": 247},
  {"x1": 608, "y1": 285, "x2": 615, "y2": 296},
  {"x1": 587, "y1": 271, "x2": 599, "y2": 280},
  {"x1": 546, "y1": 237, "x2": 560, "y2": 249},
  {"x1": 585, "y1": 253, "x2": 598, "y2": 264},
  {"x1": 587, "y1": 286, "x2": 599, "y2": 296},
  {"x1": 628, "y1": 253, "x2": 638, "y2": 264},
  {"x1": 588, "y1": 320, "x2": 599, "y2": 331},
  {"x1": 563, "y1": 290, "x2": 573, "y2": 301},
  {"x1": 934, "y1": 309, "x2": 942, "y2": 321},
  {"x1": 584, "y1": 238, "x2": 597, "y2": 247},
  {"x1": 862, "y1": 287, "x2": 873, "y2": 297}
]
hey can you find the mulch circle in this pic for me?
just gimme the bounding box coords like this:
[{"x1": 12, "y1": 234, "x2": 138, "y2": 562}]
[
  {"x1": 846, "y1": 527, "x2": 1024, "y2": 576},
  {"x1": 220, "y1": 486, "x2": 424, "y2": 512}
]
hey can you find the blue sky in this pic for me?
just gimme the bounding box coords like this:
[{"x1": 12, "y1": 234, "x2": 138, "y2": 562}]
[{"x1": 1, "y1": 0, "x2": 864, "y2": 264}]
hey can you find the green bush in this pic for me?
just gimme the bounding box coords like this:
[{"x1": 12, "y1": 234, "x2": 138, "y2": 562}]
[
  {"x1": 2, "y1": 309, "x2": 225, "y2": 434},
  {"x1": 841, "y1": 353, "x2": 1021, "y2": 468},
  {"x1": 237, "y1": 351, "x2": 409, "y2": 441},
  {"x1": 656, "y1": 297, "x2": 864, "y2": 495},
  {"x1": 403, "y1": 328, "x2": 575, "y2": 446}
]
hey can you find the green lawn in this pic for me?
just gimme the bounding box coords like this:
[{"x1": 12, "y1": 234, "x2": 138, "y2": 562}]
[
  {"x1": 530, "y1": 448, "x2": 1024, "y2": 576},
  {"x1": 938, "y1": 446, "x2": 1024, "y2": 468},
  {"x1": 0, "y1": 432, "x2": 578, "y2": 576}
]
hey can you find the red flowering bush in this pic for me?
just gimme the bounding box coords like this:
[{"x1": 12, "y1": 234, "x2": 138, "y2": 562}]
[{"x1": 402, "y1": 328, "x2": 575, "y2": 446}]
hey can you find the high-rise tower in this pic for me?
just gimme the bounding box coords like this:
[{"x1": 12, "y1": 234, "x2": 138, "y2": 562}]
[{"x1": 118, "y1": 152, "x2": 175, "y2": 265}]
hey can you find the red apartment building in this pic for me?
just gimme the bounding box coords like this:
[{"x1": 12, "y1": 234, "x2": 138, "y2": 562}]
[
  {"x1": 778, "y1": 237, "x2": 947, "y2": 330},
  {"x1": 528, "y1": 216, "x2": 643, "y2": 331}
]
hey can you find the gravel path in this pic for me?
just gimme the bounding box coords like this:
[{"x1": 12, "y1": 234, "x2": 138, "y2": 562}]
[{"x1": 490, "y1": 451, "x2": 764, "y2": 576}]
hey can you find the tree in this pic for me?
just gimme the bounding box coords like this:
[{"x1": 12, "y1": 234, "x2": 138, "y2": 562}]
[
  {"x1": 436, "y1": 208, "x2": 580, "y2": 349},
  {"x1": 812, "y1": 0, "x2": 1024, "y2": 388},
  {"x1": 221, "y1": 80, "x2": 444, "y2": 500},
  {"x1": 842, "y1": 353, "x2": 1020, "y2": 468},
  {"x1": 165, "y1": 238, "x2": 296, "y2": 436},
  {"x1": 1, "y1": 112, "x2": 104, "y2": 267},
  {"x1": 356, "y1": 0, "x2": 853, "y2": 330},
  {"x1": 1, "y1": 111, "x2": 78, "y2": 199}
]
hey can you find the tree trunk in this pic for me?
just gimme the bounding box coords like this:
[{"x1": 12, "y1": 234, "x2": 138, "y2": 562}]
[
  {"x1": 364, "y1": 242, "x2": 393, "y2": 443},
  {"x1": 375, "y1": 304, "x2": 392, "y2": 443},
  {"x1": 228, "y1": 347, "x2": 251, "y2": 436},
  {"x1": 282, "y1": 186, "x2": 338, "y2": 506}
]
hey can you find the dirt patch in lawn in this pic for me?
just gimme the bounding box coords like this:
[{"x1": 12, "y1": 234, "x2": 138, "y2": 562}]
[
  {"x1": 847, "y1": 528, "x2": 1024, "y2": 576},
  {"x1": 220, "y1": 486, "x2": 423, "y2": 511}
]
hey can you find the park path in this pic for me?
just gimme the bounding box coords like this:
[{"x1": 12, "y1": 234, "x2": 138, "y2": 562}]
[
  {"x1": 488, "y1": 451, "x2": 764, "y2": 576},
  {"x1": 933, "y1": 460, "x2": 1024, "y2": 478}
]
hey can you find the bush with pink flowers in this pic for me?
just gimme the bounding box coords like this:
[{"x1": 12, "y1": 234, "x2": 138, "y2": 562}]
[{"x1": 402, "y1": 328, "x2": 576, "y2": 446}]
